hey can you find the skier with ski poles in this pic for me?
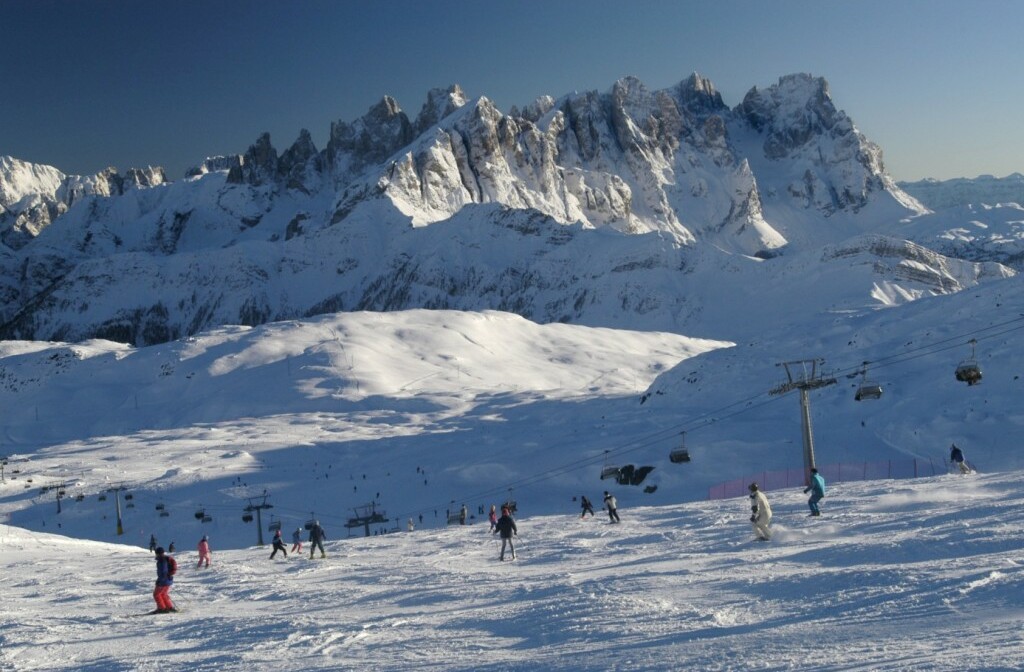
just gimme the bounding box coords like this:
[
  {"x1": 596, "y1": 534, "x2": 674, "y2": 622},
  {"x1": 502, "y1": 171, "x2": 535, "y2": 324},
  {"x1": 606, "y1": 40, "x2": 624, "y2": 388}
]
[
  {"x1": 804, "y1": 468, "x2": 826, "y2": 517},
  {"x1": 748, "y1": 482, "x2": 772, "y2": 541},
  {"x1": 152, "y1": 547, "x2": 178, "y2": 613}
]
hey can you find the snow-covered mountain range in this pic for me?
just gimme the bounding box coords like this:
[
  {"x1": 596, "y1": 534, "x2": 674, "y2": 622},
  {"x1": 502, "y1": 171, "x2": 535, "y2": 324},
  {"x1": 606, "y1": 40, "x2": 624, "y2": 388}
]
[
  {"x1": 899, "y1": 172, "x2": 1024, "y2": 210},
  {"x1": 10, "y1": 72, "x2": 1017, "y2": 348}
]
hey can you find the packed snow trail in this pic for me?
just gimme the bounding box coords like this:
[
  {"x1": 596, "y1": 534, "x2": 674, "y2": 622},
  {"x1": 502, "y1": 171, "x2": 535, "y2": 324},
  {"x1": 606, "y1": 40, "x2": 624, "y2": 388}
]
[{"x1": 3, "y1": 471, "x2": 1024, "y2": 671}]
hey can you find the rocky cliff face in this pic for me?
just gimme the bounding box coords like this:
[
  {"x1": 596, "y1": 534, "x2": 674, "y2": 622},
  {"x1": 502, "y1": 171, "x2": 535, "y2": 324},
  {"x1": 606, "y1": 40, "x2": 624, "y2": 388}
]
[{"x1": 1, "y1": 72, "x2": 976, "y2": 347}]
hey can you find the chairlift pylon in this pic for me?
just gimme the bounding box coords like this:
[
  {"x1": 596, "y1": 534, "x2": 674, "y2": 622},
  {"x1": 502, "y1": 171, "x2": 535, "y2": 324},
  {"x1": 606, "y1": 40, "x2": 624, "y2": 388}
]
[
  {"x1": 854, "y1": 362, "x2": 883, "y2": 401},
  {"x1": 955, "y1": 339, "x2": 983, "y2": 386}
]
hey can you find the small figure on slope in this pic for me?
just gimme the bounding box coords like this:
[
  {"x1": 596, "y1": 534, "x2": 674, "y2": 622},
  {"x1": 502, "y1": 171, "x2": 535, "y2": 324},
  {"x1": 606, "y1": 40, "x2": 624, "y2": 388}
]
[
  {"x1": 950, "y1": 444, "x2": 971, "y2": 475},
  {"x1": 153, "y1": 547, "x2": 178, "y2": 613},
  {"x1": 488, "y1": 505, "x2": 498, "y2": 532},
  {"x1": 580, "y1": 495, "x2": 595, "y2": 519},
  {"x1": 196, "y1": 535, "x2": 211, "y2": 568},
  {"x1": 603, "y1": 491, "x2": 620, "y2": 523},
  {"x1": 804, "y1": 468, "x2": 826, "y2": 517},
  {"x1": 269, "y1": 528, "x2": 288, "y2": 559},
  {"x1": 148, "y1": 534, "x2": 157, "y2": 553},
  {"x1": 459, "y1": 504, "x2": 468, "y2": 525},
  {"x1": 308, "y1": 520, "x2": 326, "y2": 559},
  {"x1": 748, "y1": 482, "x2": 772, "y2": 541},
  {"x1": 494, "y1": 506, "x2": 517, "y2": 561},
  {"x1": 291, "y1": 527, "x2": 303, "y2": 554}
]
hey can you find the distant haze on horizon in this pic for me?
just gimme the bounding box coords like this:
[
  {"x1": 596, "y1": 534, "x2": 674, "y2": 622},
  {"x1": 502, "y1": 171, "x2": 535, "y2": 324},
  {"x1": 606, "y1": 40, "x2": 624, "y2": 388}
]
[{"x1": 3, "y1": 0, "x2": 1021, "y2": 183}]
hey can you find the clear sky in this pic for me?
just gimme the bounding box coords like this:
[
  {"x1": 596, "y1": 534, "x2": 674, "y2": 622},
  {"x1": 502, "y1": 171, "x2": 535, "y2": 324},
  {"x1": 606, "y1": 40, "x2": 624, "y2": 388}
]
[{"x1": 2, "y1": 0, "x2": 1021, "y2": 182}]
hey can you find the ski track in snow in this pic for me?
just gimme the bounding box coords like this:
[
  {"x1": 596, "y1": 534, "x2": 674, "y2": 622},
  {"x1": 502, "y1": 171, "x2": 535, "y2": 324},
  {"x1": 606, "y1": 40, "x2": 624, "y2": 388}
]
[{"x1": 4, "y1": 472, "x2": 1024, "y2": 671}]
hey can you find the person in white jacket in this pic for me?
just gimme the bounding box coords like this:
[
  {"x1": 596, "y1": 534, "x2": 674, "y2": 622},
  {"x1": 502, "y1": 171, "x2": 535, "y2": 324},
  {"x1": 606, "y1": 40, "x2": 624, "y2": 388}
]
[{"x1": 748, "y1": 482, "x2": 772, "y2": 541}]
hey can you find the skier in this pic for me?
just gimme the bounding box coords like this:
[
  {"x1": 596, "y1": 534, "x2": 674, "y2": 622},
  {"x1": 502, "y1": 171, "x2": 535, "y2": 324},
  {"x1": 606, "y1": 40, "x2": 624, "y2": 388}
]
[
  {"x1": 148, "y1": 534, "x2": 157, "y2": 553},
  {"x1": 804, "y1": 467, "x2": 826, "y2": 516},
  {"x1": 603, "y1": 491, "x2": 620, "y2": 523},
  {"x1": 580, "y1": 495, "x2": 595, "y2": 518},
  {"x1": 748, "y1": 482, "x2": 772, "y2": 541},
  {"x1": 308, "y1": 520, "x2": 326, "y2": 559},
  {"x1": 950, "y1": 444, "x2": 971, "y2": 475},
  {"x1": 152, "y1": 546, "x2": 178, "y2": 613},
  {"x1": 168, "y1": 541, "x2": 176, "y2": 554},
  {"x1": 488, "y1": 505, "x2": 498, "y2": 532},
  {"x1": 493, "y1": 506, "x2": 518, "y2": 561},
  {"x1": 459, "y1": 504, "x2": 468, "y2": 525},
  {"x1": 407, "y1": 518, "x2": 415, "y2": 532},
  {"x1": 196, "y1": 535, "x2": 211, "y2": 568},
  {"x1": 291, "y1": 527, "x2": 303, "y2": 553},
  {"x1": 269, "y1": 528, "x2": 288, "y2": 559}
]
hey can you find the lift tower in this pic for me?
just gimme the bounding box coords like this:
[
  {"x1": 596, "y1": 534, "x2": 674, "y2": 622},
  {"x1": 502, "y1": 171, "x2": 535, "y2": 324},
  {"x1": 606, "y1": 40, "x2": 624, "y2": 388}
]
[{"x1": 769, "y1": 359, "x2": 836, "y2": 484}]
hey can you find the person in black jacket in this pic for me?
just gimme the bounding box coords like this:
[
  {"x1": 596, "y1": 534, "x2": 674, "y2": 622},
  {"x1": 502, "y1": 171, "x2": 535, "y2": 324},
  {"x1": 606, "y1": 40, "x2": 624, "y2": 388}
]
[
  {"x1": 493, "y1": 506, "x2": 517, "y2": 561},
  {"x1": 308, "y1": 521, "x2": 326, "y2": 559},
  {"x1": 580, "y1": 496, "x2": 595, "y2": 518},
  {"x1": 269, "y1": 528, "x2": 288, "y2": 559}
]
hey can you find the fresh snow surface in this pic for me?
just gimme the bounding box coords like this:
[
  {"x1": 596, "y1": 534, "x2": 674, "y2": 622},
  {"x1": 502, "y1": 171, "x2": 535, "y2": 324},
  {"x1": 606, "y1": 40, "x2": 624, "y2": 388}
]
[{"x1": 3, "y1": 471, "x2": 1023, "y2": 671}]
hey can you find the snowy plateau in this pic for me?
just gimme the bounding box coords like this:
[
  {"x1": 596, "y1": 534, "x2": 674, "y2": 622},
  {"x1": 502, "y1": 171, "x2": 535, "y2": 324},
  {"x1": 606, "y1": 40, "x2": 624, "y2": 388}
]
[{"x1": 1, "y1": 72, "x2": 1024, "y2": 671}]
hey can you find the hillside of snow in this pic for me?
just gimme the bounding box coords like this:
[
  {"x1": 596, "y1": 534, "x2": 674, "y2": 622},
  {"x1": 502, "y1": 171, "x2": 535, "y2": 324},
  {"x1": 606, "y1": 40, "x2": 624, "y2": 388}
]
[{"x1": 3, "y1": 470, "x2": 1023, "y2": 671}]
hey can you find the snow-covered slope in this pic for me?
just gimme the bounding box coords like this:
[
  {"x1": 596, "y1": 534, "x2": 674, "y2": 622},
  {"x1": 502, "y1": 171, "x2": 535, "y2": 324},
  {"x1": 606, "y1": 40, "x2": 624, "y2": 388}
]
[{"x1": 3, "y1": 470, "x2": 1023, "y2": 671}]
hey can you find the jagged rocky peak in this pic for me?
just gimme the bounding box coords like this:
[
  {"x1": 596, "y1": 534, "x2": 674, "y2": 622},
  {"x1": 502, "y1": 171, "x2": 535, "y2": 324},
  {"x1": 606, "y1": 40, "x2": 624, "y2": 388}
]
[
  {"x1": 328, "y1": 95, "x2": 415, "y2": 172},
  {"x1": 186, "y1": 155, "x2": 244, "y2": 178},
  {"x1": 737, "y1": 73, "x2": 848, "y2": 157},
  {"x1": 514, "y1": 95, "x2": 555, "y2": 123},
  {"x1": 677, "y1": 72, "x2": 727, "y2": 116},
  {"x1": 227, "y1": 132, "x2": 279, "y2": 185},
  {"x1": 414, "y1": 84, "x2": 467, "y2": 133}
]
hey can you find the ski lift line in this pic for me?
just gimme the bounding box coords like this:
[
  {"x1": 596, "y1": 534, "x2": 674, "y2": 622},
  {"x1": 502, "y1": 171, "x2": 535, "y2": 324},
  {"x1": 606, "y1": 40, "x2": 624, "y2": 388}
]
[{"x1": 829, "y1": 317, "x2": 1024, "y2": 378}]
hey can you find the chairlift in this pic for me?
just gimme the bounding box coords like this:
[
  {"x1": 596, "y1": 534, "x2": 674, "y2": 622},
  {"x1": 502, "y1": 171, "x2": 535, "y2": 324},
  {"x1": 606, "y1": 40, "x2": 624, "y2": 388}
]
[
  {"x1": 599, "y1": 450, "x2": 620, "y2": 480},
  {"x1": 242, "y1": 513, "x2": 254, "y2": 523},
  {"x1": 201, "y1": 515, "x2": 213, "y2": 523},
  {"x1": 854, "y1": 362, "x2": 883, "y2": 401},
  {"x1": 155, "y1": 503, "x2": 165, "y2": 511},
  {"x1": 268, "y1": 519, "x2": 282, "y2": 532},
  {"x1": 126, "y1": 501, "x2": 135, "y2": 509},
  {"x1": 194, "y1": 508, "x2": 206, "y2": 520},
  {"x1": 74, "y1": 493, "x2": 85, "y2": 502},
  {"x1": 98, "y1": 493, "x2": 107, "y2": 501},
  {"x1": 669, "y1": 432, "x2": 691, "y2": 463},
  {"x1": 124, "y1": 493, "x2": 133, "y2": 501},
  {"x1": 955, "y1": 339, "x2": 983, "y2": 386},
  {"x1": 159, "y1": 510, "x2": 170, "y2": 518},
  {"x1": 58, "y1": 488, "x2": 67, "y2": 497}
]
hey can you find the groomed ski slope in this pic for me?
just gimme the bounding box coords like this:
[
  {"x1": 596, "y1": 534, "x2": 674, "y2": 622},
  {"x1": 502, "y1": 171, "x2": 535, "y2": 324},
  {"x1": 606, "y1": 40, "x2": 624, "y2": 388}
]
[{"x1": 3, "y1": 470, "x2": 1022, "y2": 671}]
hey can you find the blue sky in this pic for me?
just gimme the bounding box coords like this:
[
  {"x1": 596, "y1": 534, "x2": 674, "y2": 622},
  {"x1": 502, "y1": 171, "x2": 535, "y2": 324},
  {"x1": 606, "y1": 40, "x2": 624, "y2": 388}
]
[{"x1": 3, "y1": 0, "x2": 1021, "y2": 182}]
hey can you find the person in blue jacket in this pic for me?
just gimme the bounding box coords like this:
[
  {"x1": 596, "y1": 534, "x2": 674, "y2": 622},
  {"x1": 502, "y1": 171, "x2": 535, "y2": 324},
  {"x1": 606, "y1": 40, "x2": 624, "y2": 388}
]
[{"x1": 804, "y1": 468, "x2": 826, "y2": 517}]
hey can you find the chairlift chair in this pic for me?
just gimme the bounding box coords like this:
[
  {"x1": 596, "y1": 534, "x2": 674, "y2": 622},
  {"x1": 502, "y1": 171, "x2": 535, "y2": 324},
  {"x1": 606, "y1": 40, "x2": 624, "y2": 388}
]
[
  {"x1": 242, "y1": 512, "x2": 254, "y2": 523},
  {"x1": 854, "y1": 363, "x2": 883, "y2": 401},
  {"x1": 268, "y1": 520, "x2": 282, "y2": 532},
  {"x1": 98, "y1": 493, "x2": 107, "y2": 501},
  {"x1": 74, "y1": 494, "x2": 84, "y2": 502},
  {"x1": 669, "y1": 432, "x2": 691, "y2": 463},
  {"x1": 201, "y1": 515, "x2": 213, "y2": 523},
  {"x1": 955, "y1": 339, "x2": 983, "y2": 386},
  {"x1": 155, "y1": 503, "x2": 165, "y2": 511},
  {"x1": 194, "y1": 508, "x2": 206, "y2": 520},
  {"x1": 599, "y1": 450, "x2": 620, "y2": 480},
  {"x1": 159, "y1": 510, "x2": 170, "y2": 518}
]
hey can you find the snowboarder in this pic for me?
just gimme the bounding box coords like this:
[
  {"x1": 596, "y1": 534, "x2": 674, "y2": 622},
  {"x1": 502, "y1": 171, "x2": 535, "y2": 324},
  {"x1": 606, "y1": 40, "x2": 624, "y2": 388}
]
[
  {"x1": 308, "y1": 520, "x2": 326, "y2": 558},
  {"x1": 488, "y1": 505, "x2": 498, "y2": 532},
  {"x1": 269, "y1": 528, "x2": 288, "y2": 559},
  {"x1": 152, "y1": 546, "x2": 177, "y2": 613},
  {"x1": 148, "y1": 534, "x2": 157, "y2": 553},
  {"x1": 196, "y1": 535, "x2": 211, "y2": 568},
  {"x1": 748, "y1": 482, "x2": 772, "y2": 541},
  {"x1": 950, "y1": 444, "x2": 971, "y2": 475},
  {"x1": 168, "y1": 541, "x2": 176, "y2": 554},
  {"x1": 804, "y1": 468, "x2": 826, "y2": 516},
  {"x1": 580, "y1": 495, "x2": 595, "y2": 518},
  {"x1": 291, "y1": 527, "x2": 303, "y2": 553},
  {"x1": 494, "y1": 506, "x2": 518, "y2": 561},
  {"x1": 603, "y1": 491, "x2": 620, "y2": 523},
  {"x1": 459, "y1": 504, "x2": 468, "y2": 525}
]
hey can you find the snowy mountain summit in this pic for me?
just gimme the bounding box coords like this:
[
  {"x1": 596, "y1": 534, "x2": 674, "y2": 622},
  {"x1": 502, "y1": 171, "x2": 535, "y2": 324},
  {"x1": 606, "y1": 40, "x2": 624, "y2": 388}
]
[{"x1": 0, "y1": 72, "x2": 1009, "y2": 347}]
